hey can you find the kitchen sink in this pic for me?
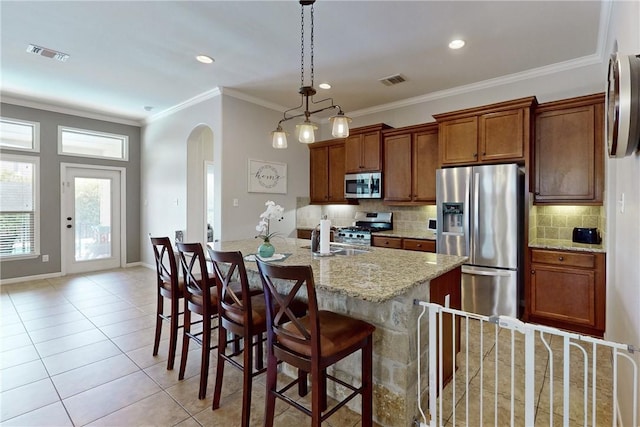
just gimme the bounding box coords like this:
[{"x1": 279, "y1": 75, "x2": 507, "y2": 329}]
[
  {"x1": 330, "y1": 247, "x2": 370, "y2": 256},
  {"x1": 301, "y1": 245, "x2": 370, "y2": 256}
]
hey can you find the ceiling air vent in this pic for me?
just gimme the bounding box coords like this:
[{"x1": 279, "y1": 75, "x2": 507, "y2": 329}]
[
  {"x1": 26, "y1": 44, "x2": 69, "y2": 62},
  {"x1": 379, "y1": 74, "x2": 407, "y2": 86}
]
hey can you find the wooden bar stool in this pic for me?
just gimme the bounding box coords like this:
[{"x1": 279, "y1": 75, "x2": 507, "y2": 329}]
[
  {"x1": 176, "y1": 242, "x2": 219, "y2": 400},
  {"x1": 256, "y1": 259, "x2": 376, "y2": 427},
  {"x1": 208, "y1": 249, "x2": 267, "y2": 427},
  {"x1": 150, "y1": 236, "x2": 183, "y2": 370}
]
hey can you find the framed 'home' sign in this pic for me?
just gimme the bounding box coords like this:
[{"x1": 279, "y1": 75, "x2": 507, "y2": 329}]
[{"x1": 248, "y1": 159, "x2": 287, "y2": 194}]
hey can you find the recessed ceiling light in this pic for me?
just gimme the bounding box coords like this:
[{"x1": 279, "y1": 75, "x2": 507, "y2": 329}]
[
  {"x1": 319, "y1": 83, "x2": 331, "y2": 90},
  {"x1": 448, "y1": 39, "x2": 465, "y2": 50},
  {"x1": 196, "y1": 55, "x2": 214, "y2": 64}
]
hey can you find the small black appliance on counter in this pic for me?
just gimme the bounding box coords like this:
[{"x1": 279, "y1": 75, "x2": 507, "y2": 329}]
[{"x1": 572, "y1": 227, "x2": 602, "y2": 244}]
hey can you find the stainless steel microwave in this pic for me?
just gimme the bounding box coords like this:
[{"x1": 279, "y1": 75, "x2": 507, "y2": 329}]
[{"x1": 344, "y1": 172, "x2": 382, "y2": 199}]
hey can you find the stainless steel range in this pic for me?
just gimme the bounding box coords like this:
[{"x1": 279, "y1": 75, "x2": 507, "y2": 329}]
[{"x1": 335, "y1": 212, "x2": 393, "y2": 245}]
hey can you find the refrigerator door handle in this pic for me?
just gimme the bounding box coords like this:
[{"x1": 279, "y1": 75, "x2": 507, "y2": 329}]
[
  {"x1": 462, "y1": 266, "x2": 513, "y2": 277},
  {"x1": 472, "y1": 172, "x2": 480, "y2": 262},
  {"x1": 466, "y1": 173, "x2": 472, "y2": 262}
]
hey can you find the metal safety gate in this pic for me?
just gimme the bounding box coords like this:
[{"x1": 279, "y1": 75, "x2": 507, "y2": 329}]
[{"x1": 414, "y1": 301, "x2": 639, "y2": 427}]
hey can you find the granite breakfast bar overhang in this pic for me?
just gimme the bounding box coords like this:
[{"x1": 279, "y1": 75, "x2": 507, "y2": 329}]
[{"x1": 211, "y1": 238, "x2": 467, "y2": 427}]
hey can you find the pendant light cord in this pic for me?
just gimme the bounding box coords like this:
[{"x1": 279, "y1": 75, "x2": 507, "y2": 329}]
[{"x1": 300, "y1": 2, "x2": 315, "y2": 89}]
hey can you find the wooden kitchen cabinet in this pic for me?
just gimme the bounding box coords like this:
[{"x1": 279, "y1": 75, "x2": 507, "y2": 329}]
[
  {"x1": 402, "y1": 238, "x2": 436, "y2": 252},
  {"x1": 429, "y1": 266, "x2": 461, "y2": 389},
  {"x1": 371, "y1": 235, "x2": 402, "y2": 249},
  {"x1": 533, "y1": 93, "x2": 604, "y2": 205},
  {"x1": 309, "y1": 139, "x2": 348, "y2": 204},
  {"x1": 344, "y1": 123, "x2": 391, "y2": 173},
  {"x1": 372, "y1": 235, "x2": 436, "y2": 253},
  {"x1": 434, "y1": 97, "x2": 536, "y2": 166},
  {"x1": 383, "y1": 123, "x2": 439, "y2": 204},
  {"x1": 527, "y1": 248, "x2": 606, "y2": 337}
]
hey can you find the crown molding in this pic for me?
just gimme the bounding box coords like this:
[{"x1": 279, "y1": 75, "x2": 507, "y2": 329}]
[
  {"x1": 0, "y1": 94, "x2": 142, "y2": 126},
  {"x1": 143, "y1": 87, "x2": 222, "y2": 125}
]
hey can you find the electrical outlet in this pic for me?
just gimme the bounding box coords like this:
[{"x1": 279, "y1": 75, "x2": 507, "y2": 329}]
[{"x1": 42, "y1": 254, "x2": 49, "y2": 262}]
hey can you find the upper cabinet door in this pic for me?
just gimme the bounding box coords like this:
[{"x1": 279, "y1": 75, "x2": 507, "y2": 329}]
[
  {"x1": 412, "y1": 129, "x2": 439, "y2": 203},
  {"x1": 479, "y1": 109, "x2": 525, "y2": 162},
  {"x1": 534, "y1": 94, "x2": 604, "y2": 205},
  {"x1": 327, "y1": 143, "x2": 346, "y2": 202},
  {"x1": 308, "y1": 140, "x2": 349, "y2": 205},
  {"x1": 345, "y1": 131, "x2": 383, "y2": 172},
  {"x1": 438, "y1": 116, "x2": 479, "y2": 165},
  {"x1": 361, "y1": 131, "x2": 383, "y2": 171},
  {"x1": 383, "y1": 133, "x2": 412, "y2": 202},
  {"x1": 309, "y1": 145, "x2": 329, "y2": 203}
]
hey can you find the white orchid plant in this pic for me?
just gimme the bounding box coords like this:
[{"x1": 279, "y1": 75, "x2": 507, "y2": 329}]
[{"x1": 255, "y1": 200, "x2": 284, "y2": 243}]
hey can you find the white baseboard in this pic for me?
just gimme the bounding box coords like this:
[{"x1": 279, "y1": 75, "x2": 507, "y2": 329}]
[{"x1": 0, "y1": 271, "x2": 63, "y2": 286}]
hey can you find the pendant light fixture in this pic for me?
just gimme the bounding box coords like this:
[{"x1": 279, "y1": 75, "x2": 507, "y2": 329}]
[{"x1": 271, "y1": 0, "x2": 351, "y2": 149}]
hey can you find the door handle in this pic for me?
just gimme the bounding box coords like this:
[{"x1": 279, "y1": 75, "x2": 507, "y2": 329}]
[{"x1": 462, "y1": 266, "x2": 512, "y2": 277}]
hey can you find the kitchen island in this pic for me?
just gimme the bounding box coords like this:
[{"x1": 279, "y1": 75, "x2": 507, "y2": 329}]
[{"x1": 211, "y1": 238, "x2": 466, "y2": 426}]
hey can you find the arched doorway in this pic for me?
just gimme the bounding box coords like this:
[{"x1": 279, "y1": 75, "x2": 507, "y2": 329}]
[{"x1": 186, "y1": 125, "x2": 214, "y2": 244}]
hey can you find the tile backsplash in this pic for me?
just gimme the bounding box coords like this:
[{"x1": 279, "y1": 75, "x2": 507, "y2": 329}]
[
  {"x1": 298, "y1": 198, "x2": 606, "y2": 245},
  {"x1": 296, "y1": 198, "x2": 437, "y2": 232},
  {"x1": 530, "y1": 205, "x2": 606, "y2": 241}
]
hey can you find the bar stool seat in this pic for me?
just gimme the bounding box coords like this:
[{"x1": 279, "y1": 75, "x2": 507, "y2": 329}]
[{"x1": 280, "y1": 310, "x2": 374, "y2": 357}]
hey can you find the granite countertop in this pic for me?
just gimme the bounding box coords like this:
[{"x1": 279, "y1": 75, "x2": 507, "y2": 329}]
[
  {"x1": 371, "y1": 230, "x2": 437, "y2": 240},
  {"x1": 529, "y1": 238, "x2": 606, "y2": 253},
  {"x1": 212, "y1": 238, "x2": 466, "y2": 303}
]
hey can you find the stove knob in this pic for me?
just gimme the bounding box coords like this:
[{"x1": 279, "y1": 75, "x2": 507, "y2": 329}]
[{"x1": 348, "y1": 233, "x2": 354, "y2": 238}]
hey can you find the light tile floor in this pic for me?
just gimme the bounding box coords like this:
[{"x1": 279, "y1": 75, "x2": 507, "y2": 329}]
[
  {"x1": 0, "y1": 267, "x2": 363, "y2": 426},
  {"x1": 434, "y1": 317, "x2": 616, "y2": 426}
]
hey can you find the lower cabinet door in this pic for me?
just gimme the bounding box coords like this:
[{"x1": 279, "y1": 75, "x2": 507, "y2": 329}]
[{"x1": 530, "y1": 264, "x2": 596, "y2": 327}]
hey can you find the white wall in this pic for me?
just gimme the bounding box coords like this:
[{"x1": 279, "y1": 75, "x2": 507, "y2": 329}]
[
  {"x1": 604, "y1": 1, "x2": 640, "y2": 425},
  {"x1": 218, "y1": 95, "x2": 309, "y2": 242},
  {"x1": 141, "y1": 93, "x2": 310, "y2": 266},
  {"x1": 141, "y1": 96, "x2": 222, "y2": 265}
]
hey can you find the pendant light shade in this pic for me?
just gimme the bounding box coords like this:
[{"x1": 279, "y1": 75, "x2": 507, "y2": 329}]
[
  {"x1": 271, "y1": 126, "x2": 288, "y2": 149},
  {"x1": 330, "y1": 112, "x2": 352, "y2": 138},
  {"x1": 269, "y1": 0, "x2": 350, "y2": 148},
  {"x1": 296, "y1": 120, "x2": 318, "y2": 144}
]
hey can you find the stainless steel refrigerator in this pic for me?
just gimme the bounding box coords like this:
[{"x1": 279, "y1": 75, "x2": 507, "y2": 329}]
[{"x1": 436, "y1": 163, "x2": 523, "y2": 318}]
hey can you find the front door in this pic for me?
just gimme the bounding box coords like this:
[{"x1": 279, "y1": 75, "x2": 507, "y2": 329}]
[{"x1": 62, "y1": 165, "x2": 122, "y2": 274}]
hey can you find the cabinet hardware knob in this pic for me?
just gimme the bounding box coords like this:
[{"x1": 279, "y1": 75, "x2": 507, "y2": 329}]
[
  {"x1": 534, "y1": 192, "x2": 540, "y2": 195},
  {"x1": 67, "y1": 217, "x2": 72, "y2": 221},
  {"x1": 474, "y1": 153, "x2": 478, "y2": 157},
  {"x1": 558, "y1": 256, "x2": 564, "y2": 261},
  {"x1": 417, "y1": 244, "x2": 422, "y2": 247},
  {"x1": 531, "y1": 270, "x2": 535, "y2": 274},
  {"x1": 66, "y1": 225, "x2": 72, "y2": 229},
  {"x1": 482, "y1": 152, "x2": 486, "y2": 156}
]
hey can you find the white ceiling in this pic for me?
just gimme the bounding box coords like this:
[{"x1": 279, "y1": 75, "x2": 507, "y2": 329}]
[{"x1": 0, "y1": 1, "x2": 606, "y2": 124}]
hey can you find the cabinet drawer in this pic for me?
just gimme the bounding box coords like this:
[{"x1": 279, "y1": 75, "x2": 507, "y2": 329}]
[
  {"x1": 297, "y1": 229, "x2": 312, "y2": 239},
  {"x1": 531, "y1": 249, "x2": 595, "y2": 268},
  {"x1": 403, "y1": 239, "x2": 436, "y2": 252},
  {"x1": 371, "y1": 236, "x2": 402, "y2": 249}
]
